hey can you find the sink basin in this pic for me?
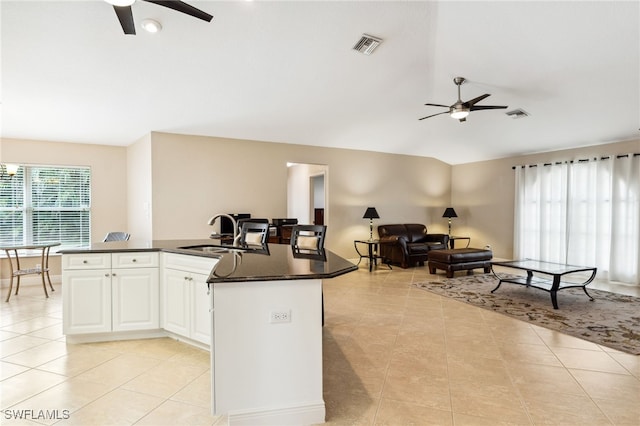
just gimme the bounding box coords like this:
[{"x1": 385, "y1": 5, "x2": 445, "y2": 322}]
[{"x1": 178, "y1": 244, "x2": 247, "y2": 253}]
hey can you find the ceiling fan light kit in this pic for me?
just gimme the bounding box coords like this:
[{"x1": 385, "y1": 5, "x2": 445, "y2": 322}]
[
  {"x1": 106, "y1": 0, "x2": 213, "y2": 35},
  {"x1": 450, "y1": 108, "x2": 469, "y2": 120},
  {"x1": 106, "y1": 0, "x2": 135, "y2": 6},
  {"x1": 420, "y1": 76, "x2": 508, "y2": 122}
]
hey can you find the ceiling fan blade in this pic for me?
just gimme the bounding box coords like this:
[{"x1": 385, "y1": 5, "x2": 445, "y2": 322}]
[
  {"x1": 143, "y1": 0, "x2": 213, "y2": 22},
  {"x1": 419, "y1": 111, "x2": 450, "y2": 120},
  {"x1": 424, "y1": 103, "x2": 450, "y2": 108},
  {"x1": 465, "y1": 94, "x2": 490, "y2": 106},
  {"x1": 470, "y1": 105, "x2": 508, "y2": 111},
  {"x1": 114, "y1": 5, "x2": 136, "y2": 34}
]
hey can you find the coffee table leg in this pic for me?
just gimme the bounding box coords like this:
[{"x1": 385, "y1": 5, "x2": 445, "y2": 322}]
[
  {"x1": 582, "y1": 286, "x2": 594, "y2": 301},
  {"x1": 550, "y1": 276, "x2": 560, "y2": 309}
]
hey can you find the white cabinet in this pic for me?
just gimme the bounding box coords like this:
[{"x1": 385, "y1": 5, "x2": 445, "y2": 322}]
[
  {"x1": 63, "y1": 267, "x2": 112, "y2": 334},
  {"x1": 63, "y1": 252, "x2": 159, "y2": 335},
  {"x1": 163, "y1": 268, "x2": 190, "y2": 337},
  {"x1": 162, "y1": 253, "x2": 219, "y2": 346}
]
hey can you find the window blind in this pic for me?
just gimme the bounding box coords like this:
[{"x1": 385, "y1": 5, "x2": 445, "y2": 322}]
[
  {"x1": 0, "y1": 165, "x2": 91, "y2": 249},
  {"x1": 0, "y1": 168, "x2": 25, "y2": 245}
]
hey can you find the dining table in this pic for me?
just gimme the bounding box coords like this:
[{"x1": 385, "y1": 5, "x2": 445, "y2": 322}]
[{"x1": 2, "y1": 242, "x2": 60, "y2": 302}]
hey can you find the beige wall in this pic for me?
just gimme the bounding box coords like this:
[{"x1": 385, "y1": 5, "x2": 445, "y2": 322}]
[
  {"x1": 127, "y1": 134, "x2": 153, "y2": 241},
  {"x1": 148, "y1": 132, "x2": 451, "y2": 258},
  {"x1": 0, "y1": 137, "x2": 128, "y2": 282},
  {"x1": 2, "y1": 133, "x2": 637, "y2": 272},
  {"x1": 1, "y1": 134, "x2": 449, "y2": 269},
  {"x1": 451, "y1": 138, "x2": 640, "y2": 259},
  {"x1": 2, "y1": 134, "x2": 636, "y2": 277},
  {"x1": 1, "y1": 138, "x2": 129, "y2": 243}
]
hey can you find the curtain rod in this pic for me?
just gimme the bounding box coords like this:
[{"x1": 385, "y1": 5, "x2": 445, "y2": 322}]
[{"x1": 511, "y1": 153, "x2": 640, "y2": 169}]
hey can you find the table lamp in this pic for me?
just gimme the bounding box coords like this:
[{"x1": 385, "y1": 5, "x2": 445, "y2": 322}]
[
  {"x1": 442, "y1": 207, "x2": 457, "y2": 236},
  {"x1": 362, "y1": 207, "x2": 380, "y2": 241}
]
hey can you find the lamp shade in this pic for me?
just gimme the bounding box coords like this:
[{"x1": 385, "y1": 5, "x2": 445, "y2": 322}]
[
  {"x1": 362, "y1": 207, "x2": 380, "y2": 219},
  {"x1": 442, "y1": 207, "x2": 458, "y2": 218}
]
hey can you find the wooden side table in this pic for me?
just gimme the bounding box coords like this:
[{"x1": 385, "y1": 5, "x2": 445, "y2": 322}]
[
  {"x1": 448, "y1": 236, "x2": 470, "y2": 249},
  {"x1": 2, "y1": 242, "x2": 60, "y2": 302}
]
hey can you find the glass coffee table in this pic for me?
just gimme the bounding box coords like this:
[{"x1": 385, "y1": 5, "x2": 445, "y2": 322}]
[{"x1": 490, "y1": 259, "x2": 597, "y2": 309}]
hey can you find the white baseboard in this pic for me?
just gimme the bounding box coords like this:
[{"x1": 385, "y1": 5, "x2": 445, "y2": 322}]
[
  {"x1": 0, "y1": 274, "x2": 62, "y2": 289},
  {"x1": 227, "y1": 401, "x2": 325, "y2": 426},
  {"x1": 65, "y1": 329, "x2": 167, "y2": 344}
]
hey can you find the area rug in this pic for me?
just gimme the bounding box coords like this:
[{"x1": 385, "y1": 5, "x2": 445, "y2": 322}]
[{"x1": 415, "y1": 274, "x2": 640, "y2": 355}]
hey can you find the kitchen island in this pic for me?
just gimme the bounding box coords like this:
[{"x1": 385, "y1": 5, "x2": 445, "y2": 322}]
[{"x1": 60, "y1": 239, "x2": 357, "y2": 425}]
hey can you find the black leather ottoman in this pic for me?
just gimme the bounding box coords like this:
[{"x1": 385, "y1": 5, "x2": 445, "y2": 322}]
[{"x1": 428, "y1": 248, "x2": 493, "y2": 278}]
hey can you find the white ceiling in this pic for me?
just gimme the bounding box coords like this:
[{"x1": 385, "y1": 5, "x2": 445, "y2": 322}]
[{"x1": 2, "y1": 1, "x2": 638, "y2": 165}]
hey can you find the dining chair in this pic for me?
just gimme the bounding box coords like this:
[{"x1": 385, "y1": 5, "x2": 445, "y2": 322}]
[
  {"x1": 239, "y1": 222, "x2": 270, "y2": 246},
  {"x1": 290, "y1": 225, "x2": 327, "y2": 251}
]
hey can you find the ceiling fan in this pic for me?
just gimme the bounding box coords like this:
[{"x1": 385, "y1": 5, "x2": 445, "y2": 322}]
[
  {"x1": 106, "y1": 0, "x2": 213, "y2": 35},
  {"x1": 419, "y1": 77, "x2": 507, "y2": 122}
]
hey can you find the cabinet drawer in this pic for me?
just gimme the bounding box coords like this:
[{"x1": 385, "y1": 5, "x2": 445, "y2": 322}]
[
  {"x1": 163, "y1": 253, "x2": 219, "y2": 275},
  {"x1": 62, "y1": 253, "x2": 111, "y2": 270},
  {"x1": 113, "y1": 252, "x2": 159, "y2": 268}
]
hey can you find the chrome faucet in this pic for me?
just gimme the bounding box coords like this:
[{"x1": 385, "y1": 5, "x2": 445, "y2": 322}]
[{"x1": 207, "y1": 214, "x2": 241, "y2": 246}]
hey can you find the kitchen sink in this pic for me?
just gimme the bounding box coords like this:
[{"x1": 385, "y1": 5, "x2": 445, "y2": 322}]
[{"x1": 178, "y1": 244, "x2": 248, "y2": 253}]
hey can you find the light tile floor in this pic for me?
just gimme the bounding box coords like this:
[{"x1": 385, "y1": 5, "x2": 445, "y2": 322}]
[{"x1": 1, "y1": 264, "x2": 639, "y2": 425}]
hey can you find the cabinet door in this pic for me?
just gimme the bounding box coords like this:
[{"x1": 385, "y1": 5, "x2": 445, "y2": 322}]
[
  {"x1": 191, "y1": 272, "x2": 213, "y2": 345},
  {"x1": 63, "y1": 269, "x2": 111, "y2": 334},
  {"x1": 163, "y1": 268, "x2": 190, "y2": 337},
  {"x1": 112, "y1": 268, "x2": 160, "y2": 331}
]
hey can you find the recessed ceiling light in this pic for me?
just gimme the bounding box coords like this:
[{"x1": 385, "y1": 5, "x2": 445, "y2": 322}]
[{"x1": 141, "y1": 19, "x2": 162, "y2": 33}]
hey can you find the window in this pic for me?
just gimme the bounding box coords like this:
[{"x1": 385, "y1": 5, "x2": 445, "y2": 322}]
[
  {"x1": 514, "y1": 154, "x2": 640, "y2": 285},
  {"x1": 0, "y1": 165, "x2": 91, "y2": 249}
]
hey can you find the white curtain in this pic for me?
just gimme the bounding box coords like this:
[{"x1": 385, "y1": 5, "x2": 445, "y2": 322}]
[
  {"x1": 609, "y1": 155, "x2": 640, "y2": 283},
  {"x1": 514, "y1": 154, "x2": 640, "y2": 285},
  {"x1": 514, "y1": 163, "x2": 568, "y2": 264}
]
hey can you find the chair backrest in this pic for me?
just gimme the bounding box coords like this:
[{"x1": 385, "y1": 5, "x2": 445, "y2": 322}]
[
  {"x1": 236, "y1": 218, "x2": 269, "y2": 234},
  {"x1": 103, "y1": 232, "x2": 130, "y2": 242},
  {"x1": 290, "y1": 225, "x2": 327, "y2": 251},
  {"x1": 239, "y1": 222, "x2": 270, "y2": 246}
]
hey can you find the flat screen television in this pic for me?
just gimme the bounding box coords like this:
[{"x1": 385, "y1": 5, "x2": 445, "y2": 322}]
[{"x1": 220, "y1": 213, "x2": 251, "y2": 235}]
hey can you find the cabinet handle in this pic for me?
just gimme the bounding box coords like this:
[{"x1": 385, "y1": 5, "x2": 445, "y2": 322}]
[
  {"x1": 112, "y1": 273, "x2": 116, "y2": 276},
  {"x1": 132, "y1": 259, "x2": 137, "y2": 262},
  {"x1": 105, "y1": 273, "x2": 110, "y2": 277},
  {"x1": 83, "y1": 260, "x2": 88, "y2": 264}
]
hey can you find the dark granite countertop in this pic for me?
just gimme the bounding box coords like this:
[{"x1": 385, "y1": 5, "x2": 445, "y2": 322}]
[{"x1": 59, "y1": 239, "x2": 357, "y2": 284}]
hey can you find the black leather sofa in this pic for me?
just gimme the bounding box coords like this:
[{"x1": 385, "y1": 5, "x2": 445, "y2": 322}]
[{"x1": 377, "y1": 224, "x2": 448, "y2": 268}]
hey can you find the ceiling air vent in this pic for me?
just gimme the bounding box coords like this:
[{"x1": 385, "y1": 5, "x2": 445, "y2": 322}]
[
  {"x1": 506, "y1": 109, "x2": 530, "y2": 119},
  {"x1": 353, "y1": 34, "x2": 382, "y2": 55}
]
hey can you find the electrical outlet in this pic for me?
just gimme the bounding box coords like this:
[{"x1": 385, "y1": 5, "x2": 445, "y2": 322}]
[{"x1": 269, "y1": 310, "x2": 291, "y2": 323}]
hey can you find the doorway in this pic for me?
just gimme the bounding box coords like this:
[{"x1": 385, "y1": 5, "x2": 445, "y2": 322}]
[
  {"x1": 311, "y1": 174, "x2": 325, "y2": 225},
  {"x1": 287, "y1": 163, "x2": 328, "y2": 226}
]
